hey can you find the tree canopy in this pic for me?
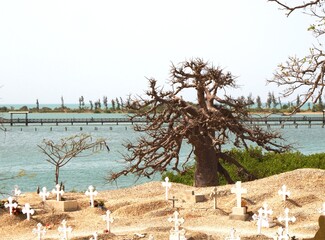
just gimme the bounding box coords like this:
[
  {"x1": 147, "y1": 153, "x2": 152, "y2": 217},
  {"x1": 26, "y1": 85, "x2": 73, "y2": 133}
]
[
  {"x1": 109, "y1": 59, "x2": 291, "y2": 187},
  {"x1": 38, "y1": 133, "x2": 109, "y2": 184}
]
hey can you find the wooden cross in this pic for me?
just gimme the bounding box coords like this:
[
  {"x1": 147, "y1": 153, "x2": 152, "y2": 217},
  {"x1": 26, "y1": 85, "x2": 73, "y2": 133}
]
[
  {"x1": 168, "y1": 196, "x2": 178, "y2": 208},
  {"x1": 278, "y1": 208, "x2": 296, "y2": 236},
  {"x1": 4, "y1": 197, "x2": 18, "y2": 215},
  {"x1": 58, "y1": 219, "x2": 72, "y2": 240},
  {"x1": 231, "y1": 181, "x2": 247, "y2": 208},
  {"x1": 209, "y1": 187, "x2": 217, "y2": 210},
  {"x1": 52, "y1": 184, "x2": 64, "y2": 201},
  {"x1": 102, "y1": 210, "x2": 114, "y2": 232},
  {"x1": 278, "y1": 185, "x2": 290, "y2": 201},
  {"x1": 22, "y1": 203, "x2": 35, "y2": 221},
  {"x1": 168, "y1": 211, "x2": 184, "y2": 232},
  {"x1": 32, "y1": 222, "x2": 46, "y2": 240},
  {"x1": 162, "y1": 177, "x2": 171, "y2": 201},
  {"x1": 39, "y1": 187, "x2": 50, "y2": 201},
  {"x1": 85, "y1": 185, "x2": 98, "y2": 207}
]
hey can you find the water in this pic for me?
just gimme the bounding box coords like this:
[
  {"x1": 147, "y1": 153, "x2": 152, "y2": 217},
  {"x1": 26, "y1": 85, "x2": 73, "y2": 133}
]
[{"x1": 1, "y1": 112, "x2": 325, "y2": 195}]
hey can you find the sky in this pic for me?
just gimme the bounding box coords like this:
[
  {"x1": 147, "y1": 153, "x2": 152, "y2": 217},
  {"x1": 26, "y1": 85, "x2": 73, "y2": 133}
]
[{"x1": 0, "y1": 0, "x2": 315, "y2": 105}]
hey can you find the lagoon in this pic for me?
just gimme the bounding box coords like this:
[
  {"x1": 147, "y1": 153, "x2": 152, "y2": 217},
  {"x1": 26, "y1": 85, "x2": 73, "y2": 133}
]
[{"x1": 1, "y1": 112, "x2": 325, "y2": 195}]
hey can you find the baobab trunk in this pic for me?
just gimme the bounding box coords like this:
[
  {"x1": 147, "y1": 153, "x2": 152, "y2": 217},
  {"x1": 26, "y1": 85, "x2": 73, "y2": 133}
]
[{"x1": 194, "y1": 146, "x2": 219, "y2": 187}]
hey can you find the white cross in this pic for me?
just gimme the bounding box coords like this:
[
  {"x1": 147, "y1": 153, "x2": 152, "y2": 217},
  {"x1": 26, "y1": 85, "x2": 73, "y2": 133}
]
[
  {"x1": 4, "y1": 197, "x2": 18, "y2": 215},
  {"x1": 225, "y1": 228, "x2": 240, "y2": 240},
  {"x1": 209, "y1": 187, "x2": 217, "y2": 210},
  {"x1": 162, "y1": 177, "x2": 172, "y2": 201},
  {"x1": 102, "y1": 210, "x2": 114, "y2": 232},
  {"x1": 231, "y1": 181, "x2": 247, "y2": 208},
  {"x1": 168, "y1": 211, "x2": 184, "y2": 232},
  {"x1": 52, "y1": 184, "x2": 64, "y2": 201},
  {"x1": 22, "y1": 203, "x2": 35, "y2": 221},
  {"x1": 278, "y1": 208, "x2": 296, "y2": 237},
  {"x1": 319, "y1": 202, "x2": 325, "y2": 215},
  {"x1": 252, "y1": 208, "x2": 263, "y2": 235},
  {"x1": 261, "y1": 202, "x2": 273, "y2": 219},
  {"x1": 278, "y1": 185, "x2": 290, "y2": 201},
  {"x1": 13, "y1": 185, "x2": 21, "y2": 197},
  {"x1": 32, "y1": 222, "x2": 46, "y2": 240},
  {"x1": 58, "y1": 219, "x2": 72, "y2": 240},
  {"x1": 274, "y1": 227, "x2": 289, "y2": 240},
  {"x1": 85, "y1": 185, "x2": 98, "y2": 207},
  {"x1": 39, "y1": 187, "x2": 50, "y2": 201},
  {"x1": 89, "y1": 232, "x2": 98, "y2": 240}
]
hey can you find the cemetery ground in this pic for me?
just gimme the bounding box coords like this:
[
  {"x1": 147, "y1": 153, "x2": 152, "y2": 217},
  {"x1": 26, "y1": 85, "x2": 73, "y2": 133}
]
[{"x1": 0, "y1": 168, "x2": 324, "y2": 240}]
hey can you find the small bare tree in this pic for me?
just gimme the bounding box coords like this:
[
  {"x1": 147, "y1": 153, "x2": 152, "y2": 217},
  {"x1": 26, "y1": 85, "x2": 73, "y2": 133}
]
[
  {"x1": 38, "y1": 133, "x2": 109, "y2": 184},
  {"x1": 268, "y1": 0, "x2": 325, "y2": 111}
]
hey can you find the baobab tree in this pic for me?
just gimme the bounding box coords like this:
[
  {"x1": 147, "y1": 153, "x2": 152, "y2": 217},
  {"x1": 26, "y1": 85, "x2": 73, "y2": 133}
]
[
  {"x1": 109, "y1": 59, "x2": 291, "y2": 187},
  {"x1": 268, "y1": 0, "x2": 325, "y2": 111},
  {"x1": 38, "y1": 133, "x2": 109, "y2": 184}
]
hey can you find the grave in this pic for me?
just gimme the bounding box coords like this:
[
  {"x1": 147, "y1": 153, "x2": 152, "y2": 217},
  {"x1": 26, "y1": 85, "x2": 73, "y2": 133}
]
[
  {"x1": 162, "y1": 177, "x2": 172, "y2": 201},
  {"x1": 278, "y1": 185, "x2": 290, "y2": 201},
  {"x1": 4, "y1": 196, "x2": 18, "y2": 215},
  {"x1": 58, "y1": 219, "x2": 72, "y2": 240},
  {"x1": 47, "y1": 199, "x2": 78, "y2": 212},
  {"x1": 229, "y1": 181, "x2": 249, "y2": 221},
  {"x1": 183, "y1": 190, "x2": 206, "y2": 203},
  {"x1": 168, "y1": 211, "x2": 186, "y2": 240},
  {"x1": 47, "y1": 184, "x2": 78, "y2": 212},
  {"x1": 277, "y1": 208, "x2": 296, "y2": 237},
  {"x1": 39, "y1": 187, "x2": 50, "y2": 201},
  {"x1": 102, "y1": 210, "x2": 114, "y2": 233},
  {"x1": 22, "y1": 203, "x2": 35, "y2": 220},
  {"x1": 85, "y1": 185, "x2": 98, "y2": 207},
  {"x1": 32, "y1": 222, "x2": 46, "y2": 240}
]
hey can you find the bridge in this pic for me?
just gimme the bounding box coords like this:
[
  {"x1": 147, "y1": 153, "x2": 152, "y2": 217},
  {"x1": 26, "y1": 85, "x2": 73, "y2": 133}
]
[{"x1": 1, "y1": 115, "x2": 325, "y2": 127}]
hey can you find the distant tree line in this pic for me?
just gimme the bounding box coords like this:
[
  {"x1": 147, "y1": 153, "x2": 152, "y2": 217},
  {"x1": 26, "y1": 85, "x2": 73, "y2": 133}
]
[
  {"x1": 0, "y1": 92, "x2": 325, "y2": 113},
  {"x1": 238, "y1": 91, "x2": 325, "y2": 113},
  {"x1": 0, "y1": 96, "x2": 130, "y2": 113}
]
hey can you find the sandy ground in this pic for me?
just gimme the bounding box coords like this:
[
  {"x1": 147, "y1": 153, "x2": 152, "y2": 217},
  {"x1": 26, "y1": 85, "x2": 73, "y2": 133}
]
[{"x1": 0, "y1": 168, "x2": 324, "y2": 240}]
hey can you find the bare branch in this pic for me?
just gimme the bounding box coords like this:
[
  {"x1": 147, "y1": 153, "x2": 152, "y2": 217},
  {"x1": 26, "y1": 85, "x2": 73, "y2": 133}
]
[{"x1": 110, "y1": 59, "x2": 291, "y2": 186}]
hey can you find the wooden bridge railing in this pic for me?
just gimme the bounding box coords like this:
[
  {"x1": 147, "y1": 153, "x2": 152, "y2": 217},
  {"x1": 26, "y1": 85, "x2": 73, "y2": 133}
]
[{"x1": 0, "y1": 116, "x2": 324, "y2": 126}]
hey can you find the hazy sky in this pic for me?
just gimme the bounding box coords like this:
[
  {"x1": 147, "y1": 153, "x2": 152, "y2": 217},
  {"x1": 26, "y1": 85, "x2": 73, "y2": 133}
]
[{"x1": 0, "y1": 0, "x2": 315, "y2": 104}]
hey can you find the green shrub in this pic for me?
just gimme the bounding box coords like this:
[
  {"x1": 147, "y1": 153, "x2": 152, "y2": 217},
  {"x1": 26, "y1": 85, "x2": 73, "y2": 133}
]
[{"x1": 163, "y1": 147, "x2": 325, "y2": 186}]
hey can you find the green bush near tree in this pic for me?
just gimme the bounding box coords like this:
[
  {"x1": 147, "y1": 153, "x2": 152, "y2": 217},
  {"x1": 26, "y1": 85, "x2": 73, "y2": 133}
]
[{"x1": 163, "y1": 147, "x2": 325, "y2": 186}]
